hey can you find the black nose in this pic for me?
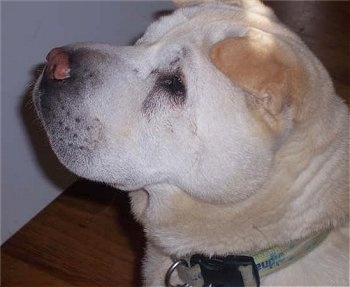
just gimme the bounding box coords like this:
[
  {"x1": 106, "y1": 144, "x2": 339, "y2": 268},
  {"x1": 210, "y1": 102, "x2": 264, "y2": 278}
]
[{"x1": 45, "y1": 47, "x2": 70, "y2": 80}]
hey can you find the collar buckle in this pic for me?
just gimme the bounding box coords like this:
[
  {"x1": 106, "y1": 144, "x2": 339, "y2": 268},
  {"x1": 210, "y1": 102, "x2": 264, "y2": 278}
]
[{"x1": 191, "y1": 254, "x2": 260, "y2": 287}]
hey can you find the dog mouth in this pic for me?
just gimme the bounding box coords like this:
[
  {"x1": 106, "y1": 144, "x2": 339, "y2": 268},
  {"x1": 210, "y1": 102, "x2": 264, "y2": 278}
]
[
  {"x1": 32, "y1": 47, "x2": 106, "y2": 172},
  {"x1": 35, "y1": 89, "x2": 104, "y2": 170},
  {"x1": 42, "y1": 111, "x2": 103, "y2": 154}
]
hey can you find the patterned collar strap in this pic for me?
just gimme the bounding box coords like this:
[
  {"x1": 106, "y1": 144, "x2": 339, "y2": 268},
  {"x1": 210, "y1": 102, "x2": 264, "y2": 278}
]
[
  {"x1": 252, "y1": 230, "x2": 329, "y2": 277},
  {"x1": 173, "y1": 231, "x2": 330, "y2": 287}
]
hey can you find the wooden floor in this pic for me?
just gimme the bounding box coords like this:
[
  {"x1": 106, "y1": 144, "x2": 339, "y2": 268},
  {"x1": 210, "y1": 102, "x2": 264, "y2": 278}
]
[
  {"x1": 2, "y1": 181, "x2": 145, "y2": 287},
  {"x1": 2, "y1": 2, "x2": 349, "y2": 287}
]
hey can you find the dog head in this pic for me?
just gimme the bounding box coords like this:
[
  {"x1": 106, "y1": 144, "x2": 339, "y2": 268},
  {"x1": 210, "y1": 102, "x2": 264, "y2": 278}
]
[{"x1": 33, "y1": 0, "x2": 343, "y2": 209}]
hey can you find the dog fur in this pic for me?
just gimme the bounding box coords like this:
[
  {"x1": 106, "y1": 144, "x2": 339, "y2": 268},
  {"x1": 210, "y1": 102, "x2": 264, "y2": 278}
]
[{"x1": 33, "y1": 0, "x2": 349, "y2": 285}]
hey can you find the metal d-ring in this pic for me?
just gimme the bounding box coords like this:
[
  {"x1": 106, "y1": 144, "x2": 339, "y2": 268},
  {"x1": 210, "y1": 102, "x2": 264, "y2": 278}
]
[{"x1": 165, "y1": 259, "x2": 191, "y2": 287}]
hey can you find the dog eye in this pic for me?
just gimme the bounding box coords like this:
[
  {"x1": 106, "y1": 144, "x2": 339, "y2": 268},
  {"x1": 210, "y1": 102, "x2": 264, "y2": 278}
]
[
  {"x1": 158, "y1": 72, "x2": 186, "y2": 105},
  {"x1": 163, "y1": 76, "x2": 182, "y2": 92}
]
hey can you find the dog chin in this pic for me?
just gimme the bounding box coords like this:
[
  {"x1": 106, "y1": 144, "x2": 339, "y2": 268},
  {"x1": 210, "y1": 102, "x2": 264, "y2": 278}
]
[
  {"x1": 56, "y1": 155, "x2": 146, "y2": 192},
  {"x1": 48, "y1": 140, "x2": 94, "y2": 174}
]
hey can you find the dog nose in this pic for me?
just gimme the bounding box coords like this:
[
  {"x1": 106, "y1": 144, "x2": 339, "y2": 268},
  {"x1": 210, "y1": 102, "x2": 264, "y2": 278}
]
[{"x1": 45, "y1": 47, "x2": 70, "y2": 80}]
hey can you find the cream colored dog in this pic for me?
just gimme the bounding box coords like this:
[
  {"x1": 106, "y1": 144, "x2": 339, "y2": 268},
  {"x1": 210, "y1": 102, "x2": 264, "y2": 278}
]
[{"x1": 33, "y1": 0, "x2": 349, "y2": 285}]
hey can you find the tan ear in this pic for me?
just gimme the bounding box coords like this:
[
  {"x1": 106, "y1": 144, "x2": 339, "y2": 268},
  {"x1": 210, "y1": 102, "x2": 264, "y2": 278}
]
[{"x1": 210, "y1": 30, "x2": 305, "y2": 118}]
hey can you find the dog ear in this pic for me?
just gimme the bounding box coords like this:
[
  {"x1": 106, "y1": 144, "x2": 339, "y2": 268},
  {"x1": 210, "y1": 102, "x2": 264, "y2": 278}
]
[
  {"x1": 174, "y1": 0, "x2": 241, "y2": 7},
  {"x1": 173, "y1": 0, "x2": 262, "y2": 8},
  {"x1": 210, "y1": 29, "x2": 305, "y2": 119},
  {"x1": 173, "y1": 1, "x2": 276, "y2": 21}
]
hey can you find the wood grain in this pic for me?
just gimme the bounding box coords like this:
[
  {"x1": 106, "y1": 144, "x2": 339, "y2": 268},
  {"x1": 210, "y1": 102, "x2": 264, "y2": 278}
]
[
  {"x1": 2, "y1": 181, "x2": 145, "y2": 286},
  {"x1": 2, "y1": 2, "x2": 349, "y2": 286}
]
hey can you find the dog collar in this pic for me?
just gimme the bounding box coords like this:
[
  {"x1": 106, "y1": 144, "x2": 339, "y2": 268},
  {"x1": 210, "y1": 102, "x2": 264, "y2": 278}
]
[{"x1": 165, "y1": 231, "x2": 329, "y2": 287}]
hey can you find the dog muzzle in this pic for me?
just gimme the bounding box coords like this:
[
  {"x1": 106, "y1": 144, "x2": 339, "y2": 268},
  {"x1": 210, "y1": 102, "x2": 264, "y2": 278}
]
[{"x1": 165, "y1": 231, "x2": 329, "y2": 287}]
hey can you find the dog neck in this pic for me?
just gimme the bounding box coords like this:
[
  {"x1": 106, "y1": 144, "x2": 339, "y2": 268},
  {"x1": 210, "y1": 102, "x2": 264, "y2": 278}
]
[{"x1": 132, "y1": 177, "x2": 343, "y2": 256}]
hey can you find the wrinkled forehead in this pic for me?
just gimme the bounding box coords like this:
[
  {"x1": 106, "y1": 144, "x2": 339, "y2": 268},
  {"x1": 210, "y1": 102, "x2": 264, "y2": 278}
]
[{"x1": 136, "y1": 3, "x2": 248, "y2": 46}]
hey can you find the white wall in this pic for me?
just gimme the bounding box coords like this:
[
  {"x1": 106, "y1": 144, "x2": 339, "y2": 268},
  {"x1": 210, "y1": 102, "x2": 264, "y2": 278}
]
[{"x1": 1, "y1": 1, "x2": 174, "y2": 244}]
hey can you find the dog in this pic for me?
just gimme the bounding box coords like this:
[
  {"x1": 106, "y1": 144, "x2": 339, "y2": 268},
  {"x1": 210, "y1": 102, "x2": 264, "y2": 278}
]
[{"x1": 33, "y1": 0, "x2": 349, "y2": 285}]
